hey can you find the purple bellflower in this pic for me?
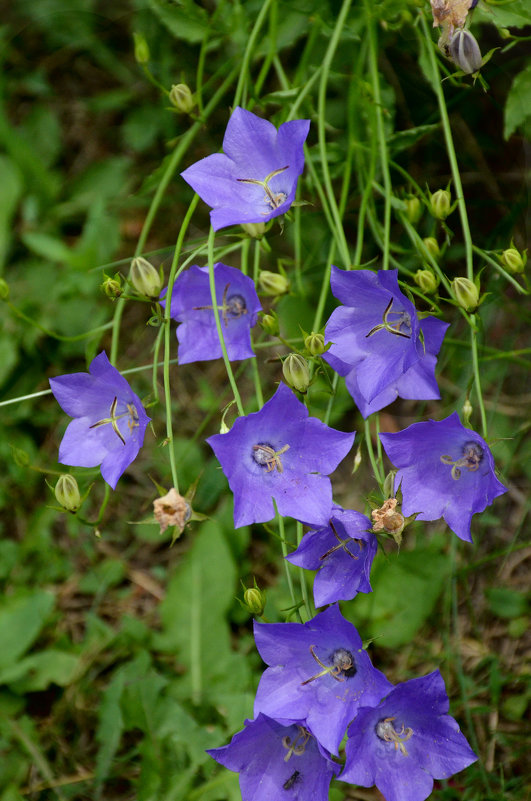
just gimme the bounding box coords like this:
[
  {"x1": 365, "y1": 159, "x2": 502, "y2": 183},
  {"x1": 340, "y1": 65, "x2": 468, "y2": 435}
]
[
  {"x1": 286, "y1": 506, "x2": 377, "y2": 608},
  {"x1": 323, "y1": 268, "x2": 449, "y2": 417},
  {"x1": 380, "y1": 412, "x2": 507, "y2": 542},
  {"x1": 253, "y1": 604, "x2": 392, "y2": 755},
  {"x1": 160, "y1": 263, "x2": 262, "y2": 364},
  {"x1": 49, "y1": 351, "x2": 150, "y2": 490},
  {"x1": 207, "y1": 713, "x2": 340, "y2": 801},
  {"x1": 207, "y1": 383, "x2": 354, "y2": 529},
  {"x1": 340, "y1": 670, "x2": 477, "y2": 801},
  {"x1": 180, "y1": 106, "x2": 310, "y2": 231}
]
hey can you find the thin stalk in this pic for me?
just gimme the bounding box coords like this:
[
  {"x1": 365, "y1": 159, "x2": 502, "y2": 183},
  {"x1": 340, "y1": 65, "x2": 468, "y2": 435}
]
[
  {"x1": 232, "y1": 0, "x2": 274, "y2": 108},
  {"x1": 364, "y1": 418, "x2": 385, "y2": 489},
  {"x1": 276, "y1": 505, "x2": 302, "y2": 622},
  {"x1": 296, "y1": 521, "x2": 313, "y2": 620}
]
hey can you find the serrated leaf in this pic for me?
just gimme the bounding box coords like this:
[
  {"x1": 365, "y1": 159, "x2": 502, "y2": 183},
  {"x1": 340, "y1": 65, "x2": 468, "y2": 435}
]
[{"x1": 504, "y1": 63, "x2": 531, "y2": 140}]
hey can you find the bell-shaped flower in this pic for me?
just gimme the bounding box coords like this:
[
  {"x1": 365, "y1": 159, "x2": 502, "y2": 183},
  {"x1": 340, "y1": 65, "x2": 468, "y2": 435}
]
[
  {"x1": 253, "y1": 604, "x2": 392, "y2": 755},
  {"x1": 207, "y1": 383, "x2": 355, "y2": 528},
  {"x1": 160, "y1": 262, "x2": 262, "y2": 364},
  {"x1": 340, "y1": 670, "x2": 477, "y2": 801},
  {"x1": 286, "y1": 506, "x2": 377, "y2": 607},
  {"x1": 207, "y1": 714, "x2": 339, "y2": 801},
  {"x1": 49, "y1": 351, "x2": 150, "y2": 489},
  {"x1": 181, "y1": 106, "x2": 310, "y2": 231},
  {"x1": 323, "y1": 268, "x2": 449, "y2": 418},
  {"x1": 379, "y1": 412, "x2": 507, "y2": 542}
]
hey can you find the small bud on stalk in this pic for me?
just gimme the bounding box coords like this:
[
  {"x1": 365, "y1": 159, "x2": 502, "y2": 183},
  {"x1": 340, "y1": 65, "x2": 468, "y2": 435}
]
[
  {"x1": 283, "y1": 353, "x2": 310, "y2": 393},
  {"x1": 133, "y1": 32, "x2": 150, "y2": 64},
  {"x1": 423, "y1": 237, "x2": 441, "y2": 260},
  {"x1": 462, "y1": 397, "x2": 473, "y2": 426},
  {"x1": 241, "y1": 222, "x2": 266, "y2": 239},
  {"x1": 243, "y1": 584, "x2": 266, "y2": 617},
  {"x1": 129, "y1": 257, "x2": 162, "y2": 298},
  {"x1": 452, "y1": 277, "x2": 479, "y2": 312},
  {"x1": 449, "y1": 29, "x2": 482, "y2": 74},
  {"x1": 101, "y1": 274, "x2": 123, "y2": 299},
  {"x1": 258, "y1": 270, "x2": 290, "y2": 297},
  {"x1": 0, "y1": 278, "x2": 9, "y2": 300},
  {"x1": 260, "y1": 312, "x2": 279, "y2": 336},
  {"x1": 403, "y1": 197, "x2": 422, "y2": 223},
  {"x1": 304, "y1": 332, "x2": 326, "y2": 356},
  {"x1": 55, "y1": 474, "x2": 81, "y2": 512},
  {"x1": 499, "y1": 247, "x2": 526, "y2": 275},
  {"x1": 414, "y1": 269, "x2": 439, "y2": 294},
  {"x1": 169, "y1": 83, "x2": 195, "y2": 114},
  {"x1": 429, "y1": 189, "x2": 452, "y2": 220}
]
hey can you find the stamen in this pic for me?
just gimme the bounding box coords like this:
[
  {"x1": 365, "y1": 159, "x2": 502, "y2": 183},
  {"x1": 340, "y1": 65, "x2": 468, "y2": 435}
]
[
  {"x1": 252, "y1": 443, "x2": 290, "y2": 473},
  {"x1": 192, "y1": 283, "x2": 247, "y2": 326},
  {"x1": 366, "y1": 298, "x2": 412, "y2": 340},
  {"x1": 301, "y1": 644, "x2": 355, "y2": 685},
  {"x1": 281, "y1": 726, "x2": 311, "y2": 761},
  {"x1": 376, "y1": 716, "x2": 413, "y2": 756},
  {"x1": 440, "y1": 440, "x2": 484, "y2": 480},
  {"x1": 319, "y1": 520, "x2": 364, "y2": 561}
]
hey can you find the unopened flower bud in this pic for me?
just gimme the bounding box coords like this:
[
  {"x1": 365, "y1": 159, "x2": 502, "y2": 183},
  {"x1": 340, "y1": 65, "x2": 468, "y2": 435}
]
[
  {"x1": 282, "y1": 353, "x2": 310, "y2": 393},
  {"x1": 243, "y1": 585, "x2": 266, "y2": 617},
  {"x1": 241, "y1": 222, "x2": 266, "y2": 239},
  {"x1": 258, "y1": 270, "x2": 289, "y2": 297},
  {"x1": 129, "y1": 256, "x2": 162, "y2": 298},
  {"x1": 101, "y1": 274, "x2": 123, "y2": 299},
  {"x1": 55, "y1": 474, "x2": 81, "y2": 512},
  {"x1": 403, "y1": 197, "x2": 422, "y2": 224},
  {"x1": 430, "y1": 189, "x2": 452, "y2": 220},
  {"x1": 133, "y1": 32, "x2": 150, "y2": 64},
  {"x1": 500, "y1": 247, "x2": 526, "y2": 275},
  {"x1": 452, "y1": 277, "x2": 479, "y2": 311},
  {"x1": 352, "y1": 446, "x2": 362, "y2": 474},
  {"x1": 169, "y1": 83, "x2": 195, "y2": 114},
  {"x1": 372, "y1": 498, "x2": 405, "y2": 546},
  {"x1": 462, "y1": 397, "x2": 473, "y2": 426},
  {"x1": 0, "y1": 278, "x2": 9, "y2": 300},
  {"x1": 260, "y1": 312, "x2": 279, "y2": 336},
  {"x1": 414, "y1": 269, "x2": 439, "y2": 294},
  {"x1": 305, "y1": 332, "x2": 326, "y2": 356},
  {"x1": 423, "y1": 237, "x2": 441, "y2": 260},
  {"x1": 449, "y1": 29, "x2": 482, "y2": 74}
]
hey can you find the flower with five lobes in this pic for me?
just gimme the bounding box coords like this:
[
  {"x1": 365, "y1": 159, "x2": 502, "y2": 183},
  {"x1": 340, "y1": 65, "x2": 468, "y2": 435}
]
[
  {"x1": 49, "y1": 352, "x2": 150, "y2": 490},
  {"x1": 323, "y1": 268, "x2": 449, "y2": 418},
  {"x1": 286, "y1": 505, "x2": 377, "y2": 608},
  {"x1": 253, "y1": 604, "x2": 392, "y2": 755},
  {"x1": 207, "y1": 714, "x2": 340, "y2": 801},
  {"x1": 160, "y1": 263, "x2": 262, "y2": 364},
  {"x1": 379, "y1": 412, "x2": 507, "y2": 542},
  {"x1": 180, "y1": 106, "x2": 310, "y2": 231},
  {"x1": 340, "y1": 671, "x2": 477, "y2": 801},
  {"x1": 207, "y1": 383, "x2": 355, "y2": 528}
]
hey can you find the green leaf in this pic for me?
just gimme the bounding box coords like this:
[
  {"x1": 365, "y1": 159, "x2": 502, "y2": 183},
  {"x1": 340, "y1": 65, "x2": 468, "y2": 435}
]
[
  {"x1": 475, "y1": 0, "x2": 531, "y2": 29},
  {"x1": 388, "y1": 124, "x2": 440, "y2": 155},
  {"x1": 0, "y1": 650, "x2": 80, "y2": 692},
  {"x1": 147, "y1": 0, "x2": 209, "y2": 43},
  {"x1": 0, "y1": 591, "x2": 55, "y2": 671},
  {"x1": 0, "y1": 156, "x2": 23, "y2": 270},
  {"x1": 20, "y1": 231, "x2": 72, "y2": 264},
  {"x1": 486, "y1": 587, "x2": 528, "y2": 618},
  {"x1": 504, "y1": 63, "x2": 531, "y2": 140},
  {"x1": 95, "y1": 671, "x2": 125, "y2": 797}
]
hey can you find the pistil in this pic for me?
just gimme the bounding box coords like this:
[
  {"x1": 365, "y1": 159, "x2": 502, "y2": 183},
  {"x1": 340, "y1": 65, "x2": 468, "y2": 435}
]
[
  {"x1": 440, "y1": 440, "x2": 483, "y2": 479},
  {"x1": 237, "y1": 165, "x2": 289, "y2": 212},
  {"x1": 193, "y1": 282, "x2": 248, "y2": 325},
  {"x1": 282, "y1": 726, "x2": 311, "y2": 761},
  {"x1": 376, "y1": 716, "x2": 413, "y2": 756},
  {"x1": 252, "y1": 443, "x2": 290, "y2": 473},
  {"x1": 89, "y1": 396, "x2": 139, "y2": 445},
  {"x1": 319, "y1": 520, "x2": 363, "y2": 561},
  {"x1": 366, "y1": 298, "x2": 412, "y2": 339}
]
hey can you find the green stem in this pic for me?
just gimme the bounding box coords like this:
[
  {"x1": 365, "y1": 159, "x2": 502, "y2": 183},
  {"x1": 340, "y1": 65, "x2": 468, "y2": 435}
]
[
  {"x1": 276, "y1": 506, "x2": 302, "y2": 622},
  {"x1": 232, "y1": 0, "x2": 274, "y2": 108},
  {"x1": 6, "y1": 302, "x2": 112, "y2": 342},
  {"x1": 296, "y1": 520, "x2": 313, "y2": 620},
  {"x1": 364, "y1": 418, "x2": 385, "y2": 489}
]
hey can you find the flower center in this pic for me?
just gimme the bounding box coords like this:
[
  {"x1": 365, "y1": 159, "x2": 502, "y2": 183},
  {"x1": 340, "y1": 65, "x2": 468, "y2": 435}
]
[
  {"x1": 376, "y1": 716, "x2": 413, "y2": 756},
  {"x1": 89, "y1": 396, "x2": 139, "y2": 445},
  {"x1": 366, "y1": 297, "x2": 412, "y2": 340},
  {"x1": 237, "y1": 165, "x2": 289, "y2": 213},
  {"x1": 252, "y1": 442, "x2": 290, "y2": 473},
  {"x1": 440, "y1": 440, "x2": 484, "y2": 480},
  {"x1": 301, "y1": 644, "x2": 356, "y2": 685},
  {"x1": 282, "y1": 726, "x2": 310, "y2": 761},
  {"x1": 193, "y1": 282, "x2": 248, "y2": 326},
  {"x1": 319, "y1": 520, "x2": 364, "y2": 561}
]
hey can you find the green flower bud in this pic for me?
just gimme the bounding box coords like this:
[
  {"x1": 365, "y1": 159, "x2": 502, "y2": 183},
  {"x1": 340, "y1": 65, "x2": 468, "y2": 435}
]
[
  {"x1": 430, "y1": 189, "x2": 452, "y2": 220},
  {"x1": 241, "y1": 221, "x2": 266, "y2": 239},
  {"x1": 403, "y1": 197, "x2": 422, "y2": 224},
  {"x1": 304, "y1": 332, "x2": 326, "y2": 356},
  {"x1": 129, "y1": 257, "x2": 162, "y2": 298},
  {"x1": 423, "y1": 237, "x2": 441, "y2": 260},
  {"x1": 452, "y1": 277, "x2": 479, "y2": 311},
  {"x1": 243, "y1": 585, "x2": 266, "y2": 617},
  {"x1": 133, "y1": 32, "x2": 150, "y2": 64},
  {"x1": 462, "y1": 397, "x2": 473, "y2": 426},
  {"x1": 169, "y1": 83, "x2": 195, "y2": 114},
  {"x1": 101, "y1": 274, "x2": 123, "y2": 299},
  {"x1": 282, "y1": 353, "x2": 310, "y2": 393},
  {"x1": 414, "y1": 269, "x2": 439, "y2": 294},
  {"x1": 258, "y1": 270, "x2": 290, "y2": 297},
  {"x1": 500, "y1": 247, "x2": 526, "y2": 275},
  {"x1": 0, "y1": 278, "x2": 9, "y2": 300},
  {"x1": 260, "y1": 312, "x2": 279, "y2": 336},
  {"x1": 55, "y1": 474, "x2": 81, "y2": 512}
]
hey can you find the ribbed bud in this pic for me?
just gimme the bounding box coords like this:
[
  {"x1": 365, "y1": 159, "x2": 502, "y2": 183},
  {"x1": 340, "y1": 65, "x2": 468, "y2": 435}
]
[
  {"x1": 169, "y1": 83, "x2": 195, "y2": 114},
  {"x1": 241, "y1": 222, "x2": 266, "y2": 239},
  {"x1": 429, "y1": 189, "x2": 452, "y2": 220},
  {"x1": 282, "y1": 353, "x2": 310, "y2": 393},
  {"x1": 0, "y1": 278, "x2": 9, "y2": 300},
  {"x1": 452, "y1": 277, "x2": 479, "y2": 311},
  {"x1": 258, "y1": 270, "x2": 290, "y2": 297},
  {"x1": 243, "y1": 586, "x2": 266, "y2": 617},
  {"x1": 55, "y1": 474, "x2": 81, "y2": 512},
  {"x1": 304, "y1": 332, "x2": 326, "y2": 356},
  {"x1": 423, "y1": 237, "x2": 441, "y2": 260},
  {"x1": 462, "y1": 398, "x2": 473, "y2": 426},
  {"x1": 260, "y1": 312, "x2": 279, "y2": 336},
  {"x1": 133, "y1": 32, "x2": 150, "y2": 64},
  {"x1": 449, "y1": 29, "x2": 482, "y2": 74},
  {"x1": 414, "y1": 269, "x2": 439, "y2": 294},
  {"x1": 101, "y1": 274, "x2": 123, "y2": 299},
  {"x1": 403, "y1": 197, "x2": 422, "y2": 224},
  {"x1": 129, "y1": 257, "x2": 162, "y2": 298},
  {"x1": 500, "y1": 247, "x2": 526, "y2": 275}
]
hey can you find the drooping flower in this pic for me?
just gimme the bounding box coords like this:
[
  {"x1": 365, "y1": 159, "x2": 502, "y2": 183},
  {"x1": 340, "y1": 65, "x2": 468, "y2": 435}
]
[
  {"x1": 207, "y1": 714, "x2": 340, "y2": 801},
  {"x1": 285, "y1": 506, "x2": 377, "y2": 608},
  {"x1": 253, "y1": 604, "x2": 392, "y2": 755},
  {"x1": 160, "y1": 263, "x2": 262, "y2": 364},
  {"x1": 379, "y1": 412, "x2": 507, "y2": 542},
  {"x1": 323, "y1": 268, "x2": 449, "y2": 418},
  {"x1": 340, "y1": 670, "x2": 477, "y2": 801},
  {"x1": 207, "y1": 383, "x2": 355, "y2": 528},
  {"x1": 181, "y1": 106, "x2": 310, "y2": 231},
  {"x1": 49, "y1": 351, "x2": 150, "y2": 489}
]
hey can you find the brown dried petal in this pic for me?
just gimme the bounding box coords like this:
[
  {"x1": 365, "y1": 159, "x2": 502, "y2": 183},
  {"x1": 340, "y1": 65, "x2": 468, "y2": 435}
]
[{"x1": 153, "y1": 488, "x2": 191, "y2": 534}]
